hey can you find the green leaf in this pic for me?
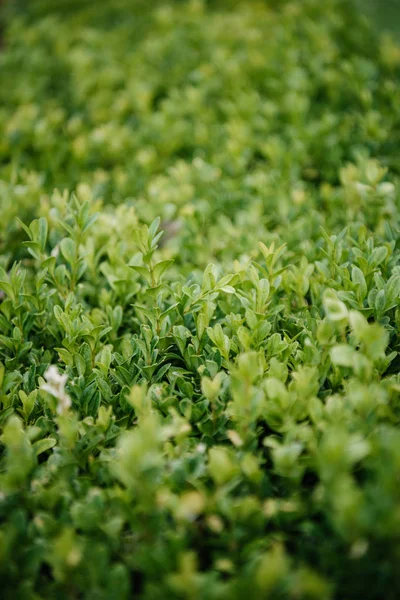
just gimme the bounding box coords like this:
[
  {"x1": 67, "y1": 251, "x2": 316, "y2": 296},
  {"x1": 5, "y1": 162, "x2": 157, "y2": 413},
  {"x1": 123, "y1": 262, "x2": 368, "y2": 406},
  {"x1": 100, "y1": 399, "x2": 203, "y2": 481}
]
[
  {"x1": 375, "y1": 289, "x2": 386, "y2": 317},
  {"x1": 33, "y1": 437, "x2": 57, "y2": 456},
  {"x1": 60, "y1": 237, "x2": 77, "y2": 265},
  {"x1": 75, "y1": 353, "x2": 87, "y2": 377},
  {"x1": 369, "y1": 246, "x2": 388, "y2": 269},
  {"x1": 153, "y1": 259, "x2": 174, "y2": 281},
  {"x1": 129, "y1": 265, "x2": 152, "y2": 285},
  {"x1": 148, "y1": 217, "x2": 161, "y2": 240},
  {"x1": 323, "y1": 291, "x2": 348, "y2": 322},
  {"x1": 386, "y1": 276, "x2": 400, "y2": 307},
  {"x1": 38, "y1": 217, "x2": 48, "y2": 252},
  {"x1": 330, "y1": 344, "x2": 356, "y2": 367},
  {"x1": 351, "y1": 266, "x2": 367, "y2": 302}
]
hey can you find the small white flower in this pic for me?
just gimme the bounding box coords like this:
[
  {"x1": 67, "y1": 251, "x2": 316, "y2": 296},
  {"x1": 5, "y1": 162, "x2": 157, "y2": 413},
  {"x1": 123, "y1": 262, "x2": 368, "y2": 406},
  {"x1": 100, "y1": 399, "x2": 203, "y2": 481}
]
[{"x1": 41, "y1": 365, "x2": 71, "y2": 415}]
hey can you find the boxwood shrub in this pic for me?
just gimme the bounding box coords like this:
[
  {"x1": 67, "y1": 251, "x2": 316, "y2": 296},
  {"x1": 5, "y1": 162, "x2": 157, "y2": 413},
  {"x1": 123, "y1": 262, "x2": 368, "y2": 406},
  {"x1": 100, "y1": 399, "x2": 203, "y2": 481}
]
[{"x1": 0, "y1": 1, "x2": 400, "y2": 598}]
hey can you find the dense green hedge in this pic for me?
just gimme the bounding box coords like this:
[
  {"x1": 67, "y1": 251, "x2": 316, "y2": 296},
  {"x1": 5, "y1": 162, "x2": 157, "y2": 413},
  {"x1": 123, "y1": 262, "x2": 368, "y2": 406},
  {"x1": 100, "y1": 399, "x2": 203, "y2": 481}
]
[{"x1": 0, "y1": 1, "x2": 400, "y2": 598}]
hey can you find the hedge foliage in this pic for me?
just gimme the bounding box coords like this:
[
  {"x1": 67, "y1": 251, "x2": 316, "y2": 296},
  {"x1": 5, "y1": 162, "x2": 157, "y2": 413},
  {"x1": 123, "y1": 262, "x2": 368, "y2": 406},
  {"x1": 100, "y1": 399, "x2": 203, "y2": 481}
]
[{"x1": 0, "y1": 1, "x2": 400, "y2": 598}]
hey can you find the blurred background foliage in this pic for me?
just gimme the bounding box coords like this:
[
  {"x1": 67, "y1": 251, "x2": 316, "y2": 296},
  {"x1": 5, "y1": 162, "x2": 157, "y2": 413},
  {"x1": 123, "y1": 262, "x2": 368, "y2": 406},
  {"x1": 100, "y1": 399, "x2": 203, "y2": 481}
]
[
  {"x1": 2, "y1": 0, "x2": 400, "y2": 33},
  {"x1": 358, "y1": 0, "x2": 400, "y2": 37}
]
